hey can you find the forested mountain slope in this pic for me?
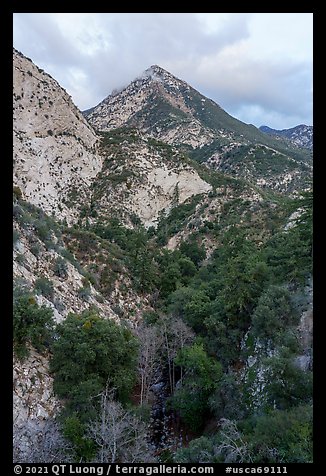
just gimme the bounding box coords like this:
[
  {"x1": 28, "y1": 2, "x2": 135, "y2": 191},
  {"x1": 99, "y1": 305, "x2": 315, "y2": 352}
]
[{"x1": 13, "y1": 50, "x2": 313, "y2": 463}]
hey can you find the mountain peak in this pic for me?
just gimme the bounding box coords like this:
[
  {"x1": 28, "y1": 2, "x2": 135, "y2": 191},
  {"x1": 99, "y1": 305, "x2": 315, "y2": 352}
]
[
  {"x1": 139, "y1": 64, "x2": 175, "y2": 82},
  {"x1": 147, "y1": 64, "x2": 165, "y2": 72}
]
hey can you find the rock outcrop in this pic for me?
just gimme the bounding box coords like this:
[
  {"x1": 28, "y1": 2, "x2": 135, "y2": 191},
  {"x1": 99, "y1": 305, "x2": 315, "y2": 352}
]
[
  {"x1": 13, "y1": 350, "x2": 60, "y2": 457},
  {"x1": 13, "y1": 49, "x2": 103, "y2": 224}
]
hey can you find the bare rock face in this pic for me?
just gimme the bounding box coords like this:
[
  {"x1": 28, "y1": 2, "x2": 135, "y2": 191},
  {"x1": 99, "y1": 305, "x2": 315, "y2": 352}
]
[
  {"x1": 13, "y1": 49, "x2": 103, "y2": 223},
  {"x1": 131, "y1": 165, "x2": 211, "y2": 228},
  {"x1": 13, "y1": 349, "x2": 60, "y2": 457},
  {"x1": 94, "y1": 134, "x2": 212, "y2": 228}
]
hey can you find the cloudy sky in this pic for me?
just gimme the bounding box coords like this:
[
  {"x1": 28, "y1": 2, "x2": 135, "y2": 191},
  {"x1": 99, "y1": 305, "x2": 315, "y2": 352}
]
[{"x1": 13, "y1": 13, "x2": 313, "y2": 129}]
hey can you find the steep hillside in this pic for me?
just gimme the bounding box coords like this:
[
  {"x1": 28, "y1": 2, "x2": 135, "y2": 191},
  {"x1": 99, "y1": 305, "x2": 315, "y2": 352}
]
[
  {"x1": 89, "y1": 128, "x2": 211, "y2": 228},
  {"x1": 204, "y1": 143, "x2": 311, "y2": 194},
  {"x1": 13, "y1": 49, "x2": 103, "y2": 223},
  {"x1": 86, "y1": 65, "x2": 286, "y2": 148},
  {"x1": 260, "y1": 124, "x2": 313, "y2": 150},
  {"x1": 13, "y1": 51, "x2": 212, "y2": 229},
  {"x1": 13, "y1": 50, "x2": 313, "y2": 464},
  {"x1": 85, "y1": 65, "x2": 216, "y2": 148},
  {"x1": 13, "y1": 194, "x2": 156, "y2": 458},
  {"x1": 85, "y1": 65, "x2": 312, "y2": 194}
]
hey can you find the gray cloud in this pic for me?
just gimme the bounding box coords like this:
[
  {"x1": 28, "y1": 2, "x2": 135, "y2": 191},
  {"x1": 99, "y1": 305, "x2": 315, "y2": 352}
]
[
  {"x1": 14, "y1": 14, "x2": 80, "y2": 65},
  {"x1": 13, "y1": 13, "x2": 312, "y2": 129},
  {"x1": 193, "y1": 56, "x2": 312, "y2": 124}
]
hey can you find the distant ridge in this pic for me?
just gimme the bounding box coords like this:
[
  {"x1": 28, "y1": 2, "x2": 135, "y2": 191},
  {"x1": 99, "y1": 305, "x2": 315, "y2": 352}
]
[{"x1": 259, "y1": 124, "x2": 313, "y2": 150}]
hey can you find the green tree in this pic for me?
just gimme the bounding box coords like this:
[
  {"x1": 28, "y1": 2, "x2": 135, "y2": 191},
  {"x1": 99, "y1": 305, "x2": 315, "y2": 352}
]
[
  {"x1": 159, "y1": 262, "x2": 182, "y2": 298},
  {"x1": 183, "y1": 289, "x2": 211, "y2": 333},
  {"x1": 13, "y1": 290, "x2": 54, "y2": 359},
  {"x1": 247, "y1": 405, "x2": 313, "y2": 462},
  {"x1": 168, "y1": 285, "x2": 211, "y2": 334},
  {"x1": 167, "y1": 286, "x2": 195, "y2": 318},
  {"x1": 264, "y1": 190, "x2": 312, "y2": 285},
  {"x1": 251, "y1": 285, "x2": 298, "y2": 343},
  {"x1": 171, "y1": 343, "x2": 222, "y2": 431},
  {"x1": 263, "y1": 356, "x2": 312, "y2": 410},
  {"x1": 50, "y1": 310, "x2": 139, "y2": 416},
  {"x1": 216, "y1": 256, "x2": 270, "y2": 327},
  {"x1": 178, "y1": 257, "x2": 197, "y2": 285},
  {"x1": 34, "y1": 277, "x2": 54, "y2": 299},
  {"x1": 175, "y1": 405, "x2": 312, "y2": 463},
  {"x1": 196, "y1": 243, "x2": 271, "y2": 366},
  {"x1": 209, "y1": 373, "x2": 246, "y2": 420},
  {"x1": 174, "y1": 436, "x2": 218, "y2": 463},
  {"x1": 179, "y1": 239, "x2": 206, "y2": 267},
  {"x1": 203, "y1": 313, "x2": 239, "y2": 365},
  {"x1": 124, "y1": 229, "x2": 158, "y2": 292},
  {"x1": 92, "y1": 218, "x2": 127, "y2": 248},
  {"x1": 63, "y1": 414, "x2": 96, "y2": 461},
  {"x1": 53, "y1": 257, "x2": 68, "y2": 279}
]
